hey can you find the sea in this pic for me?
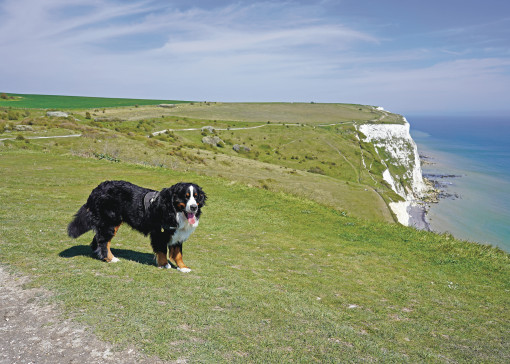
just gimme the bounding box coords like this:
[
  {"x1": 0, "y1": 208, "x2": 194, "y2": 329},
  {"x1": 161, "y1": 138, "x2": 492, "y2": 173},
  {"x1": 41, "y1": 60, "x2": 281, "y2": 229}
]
[{"x1": 408, "y1": 115, "x2": 510, "y2": 252}]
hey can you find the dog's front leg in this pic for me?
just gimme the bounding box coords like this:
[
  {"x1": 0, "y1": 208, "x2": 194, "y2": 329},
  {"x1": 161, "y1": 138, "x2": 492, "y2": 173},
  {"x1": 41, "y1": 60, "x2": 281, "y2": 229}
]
[
  {"x1": 170, "y1": 244, "x2": 191, "y2": 273},
  {"x1": 155, "y1": 250, "x2": 170, "y2": 268},
  {"x1": 150, "y1": 230, "x2": 172, "y2": 269}
]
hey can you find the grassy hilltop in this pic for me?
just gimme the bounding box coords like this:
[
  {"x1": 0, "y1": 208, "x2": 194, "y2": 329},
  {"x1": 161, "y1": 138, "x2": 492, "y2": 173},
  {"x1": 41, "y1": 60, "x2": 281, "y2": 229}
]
[
  {"x1": 1, "y1": 93, "x2": 509, "y2": 362},
  {"x1": 0, "y1": 94, "x2": 405, "y2": 221}
]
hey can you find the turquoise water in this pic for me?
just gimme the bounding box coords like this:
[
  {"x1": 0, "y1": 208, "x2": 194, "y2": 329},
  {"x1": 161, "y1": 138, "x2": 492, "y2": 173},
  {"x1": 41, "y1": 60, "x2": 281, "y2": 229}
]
[{"x1": 408, "y1": 116, "x2": 510, "y2": 252}]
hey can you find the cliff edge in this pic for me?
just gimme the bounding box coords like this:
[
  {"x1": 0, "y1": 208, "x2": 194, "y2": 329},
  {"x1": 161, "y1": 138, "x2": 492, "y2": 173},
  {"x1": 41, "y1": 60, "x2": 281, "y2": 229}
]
[{"x1": 357, "y1": 113, "x2": 430, "y2": 229}]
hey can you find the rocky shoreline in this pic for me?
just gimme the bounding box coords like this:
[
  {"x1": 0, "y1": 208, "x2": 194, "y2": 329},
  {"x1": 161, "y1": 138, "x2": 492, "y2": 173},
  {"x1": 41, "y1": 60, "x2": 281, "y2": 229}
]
[{"x1": 423, "y1": 173, "x2": 462, "y2": 201}]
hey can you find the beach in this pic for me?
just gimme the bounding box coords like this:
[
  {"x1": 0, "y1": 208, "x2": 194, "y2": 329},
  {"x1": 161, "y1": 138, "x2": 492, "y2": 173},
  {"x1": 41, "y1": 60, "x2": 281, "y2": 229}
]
[{"x1": 407, "y1": 203, "x2": 430, "y2": 231}]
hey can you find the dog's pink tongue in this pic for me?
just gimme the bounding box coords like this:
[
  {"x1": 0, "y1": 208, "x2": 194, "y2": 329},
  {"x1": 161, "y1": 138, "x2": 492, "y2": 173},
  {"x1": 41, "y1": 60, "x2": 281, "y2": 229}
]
[{"x1": 187, "y1": 213, "x2": 196, "y2": 225}]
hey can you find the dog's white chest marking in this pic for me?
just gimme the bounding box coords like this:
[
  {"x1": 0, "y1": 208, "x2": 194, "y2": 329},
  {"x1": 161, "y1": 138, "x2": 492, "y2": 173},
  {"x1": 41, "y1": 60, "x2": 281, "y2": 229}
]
[
  {"x1": 186, "y1": 185, "x2": 197, "y2": 211},
  {"x1": 170, "y1": 212, "x2": 199, "y2": 245}
]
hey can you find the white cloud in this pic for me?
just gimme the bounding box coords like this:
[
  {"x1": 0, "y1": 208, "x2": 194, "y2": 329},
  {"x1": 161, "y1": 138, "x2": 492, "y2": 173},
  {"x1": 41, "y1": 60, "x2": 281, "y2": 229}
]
[
  {"x1": 158, "y1": 25, "x2": 376, "y2": 55},
  {"x1": 1, "y1": 0, "x2": 510, "y2": 113}
]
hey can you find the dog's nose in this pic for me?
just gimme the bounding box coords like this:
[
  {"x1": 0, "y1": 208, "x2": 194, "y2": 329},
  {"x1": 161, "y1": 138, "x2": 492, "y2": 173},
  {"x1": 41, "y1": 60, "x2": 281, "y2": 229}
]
[{"x1": 190, "y1": 204, "x2": 198, "y2": 213}]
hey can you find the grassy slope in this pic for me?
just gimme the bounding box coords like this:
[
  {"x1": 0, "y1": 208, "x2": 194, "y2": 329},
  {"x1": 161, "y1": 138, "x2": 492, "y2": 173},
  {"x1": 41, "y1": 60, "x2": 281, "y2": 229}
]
[
  {"x1": 0, "y1": 102, "x2": 398, "y2": 222},
  {"x1": 0, "y1": 149, "x2": 509, "y2": 362}
]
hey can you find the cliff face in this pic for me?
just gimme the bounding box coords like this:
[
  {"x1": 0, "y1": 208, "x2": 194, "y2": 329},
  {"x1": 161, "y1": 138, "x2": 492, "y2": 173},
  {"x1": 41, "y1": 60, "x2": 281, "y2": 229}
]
[{"x1": 357, "y1": 118, "x2": 428, "y2": 226}]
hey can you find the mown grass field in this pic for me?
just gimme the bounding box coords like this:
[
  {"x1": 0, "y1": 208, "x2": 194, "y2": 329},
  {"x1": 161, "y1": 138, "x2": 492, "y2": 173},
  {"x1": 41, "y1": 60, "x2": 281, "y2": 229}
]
[
  {"x1": 0, "y1": 93, "x2": 190, "y2": 109},
  {"x1": 0, "y1": 149, "x2": 508, "y2": 362},
  {"x1": 91, "y1": 101, "x2": 405, "y2": 125}
]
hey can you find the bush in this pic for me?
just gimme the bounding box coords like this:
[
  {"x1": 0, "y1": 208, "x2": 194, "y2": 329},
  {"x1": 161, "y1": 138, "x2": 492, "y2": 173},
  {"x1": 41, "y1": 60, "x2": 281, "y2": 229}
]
[
  {"x1": 85, "y1": 112, "x2": 91, "y2": 119},
  {"x1": 308, "y1": 166, "x2": 326, "y2": 175},
  {"x1": 1, "y1": 93, "x2": 8, "y2": 99},
  {"x1": 93, "y1": 153, "x2": 120, "y2": 162},
  {"x1": 7, "y1": 110, "x2": 19, "y2": 120}
]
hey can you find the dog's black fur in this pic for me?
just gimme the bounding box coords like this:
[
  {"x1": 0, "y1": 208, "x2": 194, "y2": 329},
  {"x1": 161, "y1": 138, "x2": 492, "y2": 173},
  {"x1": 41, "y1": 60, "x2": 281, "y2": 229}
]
[{"x1": 67, "y1": 181, "x2": 206, "y2": 268}]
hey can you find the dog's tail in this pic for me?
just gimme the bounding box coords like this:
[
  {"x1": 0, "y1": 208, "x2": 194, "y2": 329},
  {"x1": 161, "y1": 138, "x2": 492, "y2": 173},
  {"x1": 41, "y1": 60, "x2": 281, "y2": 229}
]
[{"x1": 67, "y1": 205, "x2": 93, "y2": 238}]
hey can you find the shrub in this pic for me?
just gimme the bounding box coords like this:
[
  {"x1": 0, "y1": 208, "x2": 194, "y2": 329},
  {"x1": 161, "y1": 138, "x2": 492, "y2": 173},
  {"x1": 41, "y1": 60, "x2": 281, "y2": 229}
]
[
  {"x1": 147, "y1": 139, "x2": 163, "y2": 148},
  {"x1": 93, "y1": 152, "x2": 120, "y2": 162},
  {"x1": 7, "y1": 110, "x2": 19, "y2": 120},
  {"x1": 85, "y1": 112, "x2": 92, "y2": 119},
  {"x1": 308, "y1": 166, "x2": 326, "y2": 175},
  {"x1": 0, "y1": 93, "x2": 8, "y2": 100}
]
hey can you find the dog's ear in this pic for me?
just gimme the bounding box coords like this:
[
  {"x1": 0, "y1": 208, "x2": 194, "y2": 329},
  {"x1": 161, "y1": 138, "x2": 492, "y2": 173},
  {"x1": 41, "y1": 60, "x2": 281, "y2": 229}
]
[
  {"x1": 155, "y1": 187, "x2": 179, "y2": 228},
  {"x1": 195, "y1": 185, "x2": 207, "y2": 207},
  {"x1": 160, "y1": 186, "x2": 177, "y2": 213}
]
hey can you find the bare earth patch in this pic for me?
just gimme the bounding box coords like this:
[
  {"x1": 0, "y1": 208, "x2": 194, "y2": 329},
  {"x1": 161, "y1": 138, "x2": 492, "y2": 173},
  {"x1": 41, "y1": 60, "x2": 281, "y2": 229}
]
[{"x1": 0, "y1": 265, "x2": 172, "y2": 364}]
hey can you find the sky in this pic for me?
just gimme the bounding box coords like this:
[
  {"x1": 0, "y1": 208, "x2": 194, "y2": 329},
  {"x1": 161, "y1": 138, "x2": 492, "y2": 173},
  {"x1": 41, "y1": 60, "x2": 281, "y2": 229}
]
[{"x1": 1, "y1": 0, "x2": 509, "y2": 115}]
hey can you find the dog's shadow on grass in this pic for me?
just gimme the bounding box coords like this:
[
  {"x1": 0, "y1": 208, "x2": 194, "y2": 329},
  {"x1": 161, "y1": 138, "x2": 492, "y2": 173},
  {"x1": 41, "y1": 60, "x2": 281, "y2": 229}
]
[{"x1": 59, "y1": 245, "x2": 155, "y2": 266}]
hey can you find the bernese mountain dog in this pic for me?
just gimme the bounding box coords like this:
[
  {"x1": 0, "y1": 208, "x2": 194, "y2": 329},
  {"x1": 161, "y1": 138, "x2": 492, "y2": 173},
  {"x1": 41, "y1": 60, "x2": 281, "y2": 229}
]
[{"x1": 67, "y1": 181, "x2": 206, "y2": 272}]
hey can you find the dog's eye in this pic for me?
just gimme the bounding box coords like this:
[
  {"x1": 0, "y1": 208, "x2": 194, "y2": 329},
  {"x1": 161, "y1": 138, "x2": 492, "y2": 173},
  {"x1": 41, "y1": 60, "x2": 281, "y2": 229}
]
[{"x1": 194, "y1": 193, "x2": 197, "y2": 198}]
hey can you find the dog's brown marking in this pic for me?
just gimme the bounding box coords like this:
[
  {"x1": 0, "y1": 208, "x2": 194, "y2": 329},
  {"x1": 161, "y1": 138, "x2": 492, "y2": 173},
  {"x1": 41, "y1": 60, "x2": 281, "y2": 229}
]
[
  {"x1": 104, "y1": 224, "x2": 121, "y2": 262},
  {"x1": 156, "y1": 252, "x2": 168, "y2": 267},
  {"x1": 105, "y1": 241, "x2": 114, "y2": 262},
  {"x1": 170, "y1": 244, "x2": 188, "y2": 269}
]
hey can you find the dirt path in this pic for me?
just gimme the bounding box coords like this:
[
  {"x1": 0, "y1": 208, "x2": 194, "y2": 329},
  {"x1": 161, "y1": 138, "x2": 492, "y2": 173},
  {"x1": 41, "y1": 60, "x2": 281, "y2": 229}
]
[
  {"x1": 0, "y1": 265, "x2": 170, "y2": 364},
  {"x1": 151, "y1": 120, "x2": 356, "y2": 136},
  {"x1": 0, "y1": 134, "x2": 82, "y2": 142},
  {"x1": 321, "y1": 138, "x2": 359, "y2": 182},
  {"x1": 151, "y1": 122, "x2": 301, "y2": 136}
]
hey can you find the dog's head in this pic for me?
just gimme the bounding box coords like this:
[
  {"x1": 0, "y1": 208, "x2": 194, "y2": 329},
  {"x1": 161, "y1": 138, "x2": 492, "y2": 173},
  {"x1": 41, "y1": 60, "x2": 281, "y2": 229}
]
[{"x1": 159, "y1": 183, "x2": 207, "y2": 226}]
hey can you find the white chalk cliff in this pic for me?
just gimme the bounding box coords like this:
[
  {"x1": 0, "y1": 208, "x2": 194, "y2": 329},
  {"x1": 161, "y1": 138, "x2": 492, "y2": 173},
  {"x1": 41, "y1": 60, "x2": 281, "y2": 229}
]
[{"x1": 357, "y1": 116, "x2": 428, "y2": 227}]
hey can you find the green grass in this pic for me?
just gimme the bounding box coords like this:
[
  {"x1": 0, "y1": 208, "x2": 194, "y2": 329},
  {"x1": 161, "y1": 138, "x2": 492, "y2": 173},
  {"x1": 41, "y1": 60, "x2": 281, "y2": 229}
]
[
  {"x1": 0, "y1": 93, "x2": 190, "y2": 109},
  {"x1": 0, "y1": 103, "x2": 398, "y2": 222},
  {"x1": 1, "y1": 149, "x2": 509, "y2": 362}
]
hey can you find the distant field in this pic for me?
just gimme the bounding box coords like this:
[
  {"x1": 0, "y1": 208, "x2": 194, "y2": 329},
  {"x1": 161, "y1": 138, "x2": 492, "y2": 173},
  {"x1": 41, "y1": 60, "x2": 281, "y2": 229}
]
[
  {"x1": 0, "y1": 93, "x2": 190, "y2": 109},
  {"x1": 100, "y1": 102, "x2": 405, "y2": 125}
]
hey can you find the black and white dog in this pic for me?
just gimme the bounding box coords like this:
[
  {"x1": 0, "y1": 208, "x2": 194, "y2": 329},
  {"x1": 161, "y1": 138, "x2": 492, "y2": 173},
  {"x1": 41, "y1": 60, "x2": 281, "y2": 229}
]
[{"x1": 67, "y1": 181, "x2": 206, "y2": 272}]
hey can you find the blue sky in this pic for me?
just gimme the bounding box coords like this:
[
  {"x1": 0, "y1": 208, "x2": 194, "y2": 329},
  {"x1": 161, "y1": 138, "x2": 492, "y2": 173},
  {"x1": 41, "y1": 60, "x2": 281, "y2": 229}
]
[{"x1": 1, "y1": 0, "x2": 509, "y2": 114}]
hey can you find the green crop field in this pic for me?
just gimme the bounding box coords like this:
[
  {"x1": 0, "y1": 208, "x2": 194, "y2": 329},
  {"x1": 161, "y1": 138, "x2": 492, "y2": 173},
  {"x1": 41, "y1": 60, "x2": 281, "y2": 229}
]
[
  {"x1": 0, "y1": 93, "x2": 190, "y2": 109},
  {"x1": 1, "y1": 95, "x2": 509, "y2": 362}
]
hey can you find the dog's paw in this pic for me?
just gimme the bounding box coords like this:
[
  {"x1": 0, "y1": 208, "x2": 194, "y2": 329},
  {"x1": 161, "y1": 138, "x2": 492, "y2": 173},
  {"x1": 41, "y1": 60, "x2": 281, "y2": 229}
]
[
  {"x1": 158, "y1": 263, "x2": 172, "y2": 269},
  {"x1": 177, "y1": 267, "x2": 191, "y2": 273},
  {"x1": 109, "y1": 257, "x2": 120, "y2": 263}
]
